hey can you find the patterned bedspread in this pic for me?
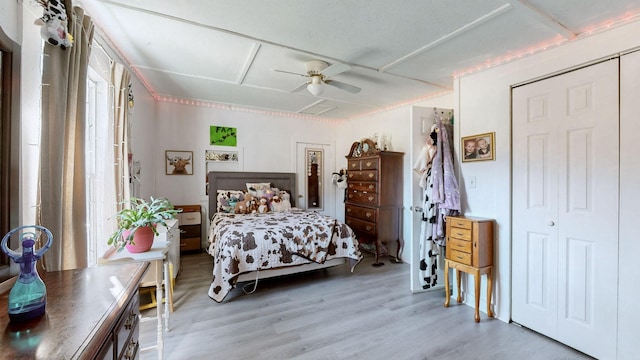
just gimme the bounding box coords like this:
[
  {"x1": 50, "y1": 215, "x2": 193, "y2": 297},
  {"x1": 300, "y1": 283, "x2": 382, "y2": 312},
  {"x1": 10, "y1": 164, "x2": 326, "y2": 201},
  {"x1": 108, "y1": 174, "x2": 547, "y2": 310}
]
[{"x1": 207, "y1": 211, "x2": 362, "y2": 302}]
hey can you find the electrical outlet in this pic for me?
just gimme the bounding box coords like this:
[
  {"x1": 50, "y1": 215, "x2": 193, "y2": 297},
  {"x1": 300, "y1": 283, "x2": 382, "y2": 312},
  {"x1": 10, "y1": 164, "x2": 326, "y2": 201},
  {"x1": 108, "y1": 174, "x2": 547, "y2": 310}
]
[{"x1": 469, "y1": 176, "x2": 477, "y2": 189}]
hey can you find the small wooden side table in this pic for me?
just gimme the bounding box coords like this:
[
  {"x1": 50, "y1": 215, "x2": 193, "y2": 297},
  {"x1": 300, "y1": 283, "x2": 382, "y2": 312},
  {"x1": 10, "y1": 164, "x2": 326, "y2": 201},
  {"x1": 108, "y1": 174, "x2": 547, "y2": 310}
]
[{"x1": 443, "y1": 216, "x2": 494, "y2": 322}]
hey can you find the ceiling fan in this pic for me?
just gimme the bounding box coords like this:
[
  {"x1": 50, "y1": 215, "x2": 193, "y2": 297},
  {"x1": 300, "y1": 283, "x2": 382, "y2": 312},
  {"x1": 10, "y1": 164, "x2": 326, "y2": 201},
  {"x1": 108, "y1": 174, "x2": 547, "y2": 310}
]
[{"x1": 273, "y1": 60, "x2": 361, "y2": 96}]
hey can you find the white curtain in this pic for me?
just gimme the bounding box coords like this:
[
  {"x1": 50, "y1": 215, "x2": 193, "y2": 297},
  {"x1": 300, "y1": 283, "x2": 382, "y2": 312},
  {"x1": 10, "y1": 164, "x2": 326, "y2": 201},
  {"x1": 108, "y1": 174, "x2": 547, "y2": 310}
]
[{"x1": 37, "y1": 3, "x2": 94, "y2": 271}]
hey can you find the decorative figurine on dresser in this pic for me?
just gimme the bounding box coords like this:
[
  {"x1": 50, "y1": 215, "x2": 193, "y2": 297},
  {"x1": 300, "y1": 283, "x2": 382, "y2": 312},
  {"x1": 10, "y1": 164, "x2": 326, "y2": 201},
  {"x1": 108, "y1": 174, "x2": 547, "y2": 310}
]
[{"x1": 345, "y1": 138, "x2": 404, "y2": 267}]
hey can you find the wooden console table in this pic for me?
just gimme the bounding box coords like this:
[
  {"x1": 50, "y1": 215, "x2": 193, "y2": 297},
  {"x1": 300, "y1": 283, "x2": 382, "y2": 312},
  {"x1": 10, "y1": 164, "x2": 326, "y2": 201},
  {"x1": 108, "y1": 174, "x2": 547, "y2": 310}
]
[
  {"x1": 0, "y1": 262, "x2": 148, "y2": 359},
  {"x1": 444, "y1": 216, "x2": 494, "y2": 322}
]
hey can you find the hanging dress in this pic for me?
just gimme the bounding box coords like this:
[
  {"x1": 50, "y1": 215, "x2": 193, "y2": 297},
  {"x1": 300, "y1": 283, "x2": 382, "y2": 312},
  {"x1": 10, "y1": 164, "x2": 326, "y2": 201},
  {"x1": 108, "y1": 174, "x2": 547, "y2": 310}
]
[{"x1": 413, "y1": 128, "x2": 439, "y2": 289}]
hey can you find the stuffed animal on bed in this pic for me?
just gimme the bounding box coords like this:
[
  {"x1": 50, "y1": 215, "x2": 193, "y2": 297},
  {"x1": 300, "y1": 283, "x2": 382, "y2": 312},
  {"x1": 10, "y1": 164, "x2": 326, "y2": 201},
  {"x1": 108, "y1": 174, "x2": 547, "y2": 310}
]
[
  {"x1": 270, "y1": 195, "x2": 292, "y2": 213},
  {"x1": 35, "y1": 0, "x2": 74, "y2": 50},
  {"x1": 243, "y1": 194, "x2": 259, "y2": 214},
  {"x1": 258, "y1": 198, "x2": 270, "y2": 213},
  {"x1": 234, "y1": 204, "x2": 246, "y2": 214}
]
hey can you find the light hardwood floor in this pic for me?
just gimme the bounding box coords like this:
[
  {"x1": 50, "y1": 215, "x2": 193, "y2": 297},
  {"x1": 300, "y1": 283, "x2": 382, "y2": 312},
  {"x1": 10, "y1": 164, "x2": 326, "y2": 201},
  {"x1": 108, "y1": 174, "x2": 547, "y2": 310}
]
[{"x1": 140, "y1": 252, "x2": 593, "y2": 360}]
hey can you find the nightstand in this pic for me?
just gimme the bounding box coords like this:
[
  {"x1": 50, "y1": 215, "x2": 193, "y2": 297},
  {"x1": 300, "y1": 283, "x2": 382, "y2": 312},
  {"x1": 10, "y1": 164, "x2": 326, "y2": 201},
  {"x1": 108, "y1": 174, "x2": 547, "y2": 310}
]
[
  {"x1": 444, "y1": 216, "x2": 494, "y2": 322},
  {"x1": 175, "y1": 205, "x2": 202, "y2": 253}
]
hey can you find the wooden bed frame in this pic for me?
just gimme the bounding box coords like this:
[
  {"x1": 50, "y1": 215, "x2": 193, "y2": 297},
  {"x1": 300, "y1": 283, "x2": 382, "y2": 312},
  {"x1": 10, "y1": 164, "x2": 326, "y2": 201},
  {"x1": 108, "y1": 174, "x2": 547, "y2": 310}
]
[{"x1": 207, "y1": 171, "x2": 345, "y2": 283}]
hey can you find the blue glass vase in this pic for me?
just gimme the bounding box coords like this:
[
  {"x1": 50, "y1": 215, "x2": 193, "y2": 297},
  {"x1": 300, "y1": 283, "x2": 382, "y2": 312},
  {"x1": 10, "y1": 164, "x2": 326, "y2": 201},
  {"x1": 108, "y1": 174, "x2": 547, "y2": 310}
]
[{"x1": 1, "y1": 225, "x2": 53, "y2": 322}]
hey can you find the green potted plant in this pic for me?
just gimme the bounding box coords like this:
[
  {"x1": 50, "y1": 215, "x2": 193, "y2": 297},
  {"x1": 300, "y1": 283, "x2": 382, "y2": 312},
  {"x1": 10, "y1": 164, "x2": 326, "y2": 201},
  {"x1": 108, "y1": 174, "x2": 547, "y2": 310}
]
[{"x1": 108, "y1": 197, "x2": 181, "y2": 253}]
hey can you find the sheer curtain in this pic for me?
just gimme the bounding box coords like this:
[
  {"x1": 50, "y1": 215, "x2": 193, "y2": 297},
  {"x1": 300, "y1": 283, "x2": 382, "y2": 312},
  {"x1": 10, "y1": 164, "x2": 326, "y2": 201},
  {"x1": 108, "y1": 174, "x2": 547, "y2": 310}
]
[
  {"x1": 37, "y1": 3, "x2": 94, "y2": 271},
  {"x1": 111, "y1": 63, "x2": 132, "y2": 214}
]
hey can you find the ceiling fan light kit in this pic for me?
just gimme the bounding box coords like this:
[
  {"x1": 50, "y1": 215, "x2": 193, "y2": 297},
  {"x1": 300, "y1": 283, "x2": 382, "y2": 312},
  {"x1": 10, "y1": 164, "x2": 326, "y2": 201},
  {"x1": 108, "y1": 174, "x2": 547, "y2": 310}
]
[{"x1": 307, "y1": 76, "x2": 324, "y2": 96}]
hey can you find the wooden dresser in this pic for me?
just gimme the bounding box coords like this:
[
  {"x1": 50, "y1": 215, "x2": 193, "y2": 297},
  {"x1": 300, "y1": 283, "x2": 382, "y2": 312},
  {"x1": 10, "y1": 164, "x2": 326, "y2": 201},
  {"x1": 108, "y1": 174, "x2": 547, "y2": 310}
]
[
  {"x1": 444, "y1": 215, "x2": 494, "y2": 322},
  {"x1": 175, "y1": 205, "x2": 202, "y2": 252},
  {"x1": 344, "y1": 139, "x2": 404, "y2": 266},
  {"x1": 0, "y1": 262, "x2": 149, "y2": 359}
]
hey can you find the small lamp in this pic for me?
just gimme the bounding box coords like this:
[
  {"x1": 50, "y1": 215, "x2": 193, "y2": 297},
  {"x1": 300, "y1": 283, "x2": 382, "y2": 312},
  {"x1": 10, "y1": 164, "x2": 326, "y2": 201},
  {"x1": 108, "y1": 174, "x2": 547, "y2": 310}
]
[{"x1": 307, "y1": 76, "x2": 324, "y2": 96}]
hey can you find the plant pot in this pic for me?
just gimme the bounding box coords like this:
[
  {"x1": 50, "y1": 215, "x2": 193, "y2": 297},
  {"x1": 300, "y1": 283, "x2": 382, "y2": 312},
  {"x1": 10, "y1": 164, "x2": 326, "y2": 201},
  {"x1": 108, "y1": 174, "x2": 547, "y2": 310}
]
[{"x1": 124, "y1": 226, "x2": 155, "y2": 253}]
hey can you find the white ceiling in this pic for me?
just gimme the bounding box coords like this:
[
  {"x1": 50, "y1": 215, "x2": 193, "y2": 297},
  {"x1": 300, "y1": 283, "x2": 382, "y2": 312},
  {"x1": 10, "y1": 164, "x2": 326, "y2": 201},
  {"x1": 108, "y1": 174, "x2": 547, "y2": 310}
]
[{"x1": 79, "y1": 0, "x2": 640, "y2": 120}]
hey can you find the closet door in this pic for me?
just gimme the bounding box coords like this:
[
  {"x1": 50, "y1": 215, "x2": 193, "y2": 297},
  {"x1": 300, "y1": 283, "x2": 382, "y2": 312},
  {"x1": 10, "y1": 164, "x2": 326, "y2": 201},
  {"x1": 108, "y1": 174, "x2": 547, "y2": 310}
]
[{"x1": 512, "y1": 59, "x2": 619, "y2": 360}]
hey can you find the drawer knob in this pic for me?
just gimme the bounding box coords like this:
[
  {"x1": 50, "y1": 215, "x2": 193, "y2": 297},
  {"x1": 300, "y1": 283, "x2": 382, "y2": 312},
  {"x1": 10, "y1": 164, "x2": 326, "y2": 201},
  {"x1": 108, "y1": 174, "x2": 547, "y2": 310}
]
[
  {"x1": 347, "y1": 208, "x2": 351, "y2": 213},
  {"x1": 368, "y1": 185, "x2": 374, "y2": 189},
  {"x1": 368, "y1": 173, "x2": 374, "y2": 178},
  {"x1": 547, "y1": 220, "x2": 555, "y2": 226},
  {"x1": 366, "y1": 161, "x2": 372, "y2": 167},
  {"x1": 366, "y1": 226, "x2": 372, "y2": 231},
  {"x1": 366, "y1": 212, "x2": 372, "y2": 218},
  {"x1": 368, "y1": 196, "x2": 374, "y2": 201}
]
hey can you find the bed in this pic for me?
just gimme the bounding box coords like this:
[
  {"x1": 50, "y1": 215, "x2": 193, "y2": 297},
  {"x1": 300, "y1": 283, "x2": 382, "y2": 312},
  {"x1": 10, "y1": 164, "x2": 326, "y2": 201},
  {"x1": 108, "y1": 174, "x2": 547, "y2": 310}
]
[{"x1": 206, "y1": 171, "x2": 362, "y2": 302}]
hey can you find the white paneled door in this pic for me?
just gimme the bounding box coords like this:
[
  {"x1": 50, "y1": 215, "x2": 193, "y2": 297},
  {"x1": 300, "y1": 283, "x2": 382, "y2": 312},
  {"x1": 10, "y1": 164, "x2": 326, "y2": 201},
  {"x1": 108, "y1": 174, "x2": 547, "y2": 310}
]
[{"x1": 512, "y1": 59, "x2": 619, "y2": 359}]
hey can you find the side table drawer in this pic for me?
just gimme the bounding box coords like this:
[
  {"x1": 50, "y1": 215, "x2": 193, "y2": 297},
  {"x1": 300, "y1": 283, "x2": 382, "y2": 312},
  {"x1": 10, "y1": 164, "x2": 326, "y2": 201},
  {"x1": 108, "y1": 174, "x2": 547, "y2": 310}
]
[
  {"x1": 448, "y1": 249, "x2": 472, "y2": 265},
  {"x1": 449, "y1": 217, "x2": 472, "y2": 229},
  {"x1": 180, "y1": 237, "x2": 200, "y2": 251},
  {"x1": 448, "y1": 227, "x2": 471, "y2": 241},
  {"x1": 181, "y1": 224, "x2": 200, "y2": 238},
  {"x1": 179, "y1": 212, "x2": 201, "y2": 226},
  {"x1": 447, "y1": 237, "x2": 472, "y2": 253}
]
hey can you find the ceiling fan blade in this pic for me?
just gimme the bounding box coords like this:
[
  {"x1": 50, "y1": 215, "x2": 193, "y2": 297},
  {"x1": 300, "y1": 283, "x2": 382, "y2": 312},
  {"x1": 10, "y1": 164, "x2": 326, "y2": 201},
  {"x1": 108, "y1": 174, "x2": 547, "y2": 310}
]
[
  {"x1": 321, "y1": 63, "x2": 351, "y2": 77},
  {"x1": 290, "y1": 81, "x2": 309, "y2": 93},
  {"x1": 272, "y1": 69, "x2": 308, "y2": 77},
  {"x1": 325, "y1": 79, "x2": 361, "y2": 94}
]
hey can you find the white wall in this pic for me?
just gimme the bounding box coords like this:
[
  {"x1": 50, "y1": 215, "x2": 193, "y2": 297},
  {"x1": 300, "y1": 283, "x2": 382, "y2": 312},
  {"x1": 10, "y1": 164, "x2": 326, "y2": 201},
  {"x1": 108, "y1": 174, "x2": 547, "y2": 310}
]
[
  {"x1": 0, "y1": 1, "x2": 20, "y2": 42},
  {"x1": 455, "y1": 19, "x2": 640, "y2": 329}
]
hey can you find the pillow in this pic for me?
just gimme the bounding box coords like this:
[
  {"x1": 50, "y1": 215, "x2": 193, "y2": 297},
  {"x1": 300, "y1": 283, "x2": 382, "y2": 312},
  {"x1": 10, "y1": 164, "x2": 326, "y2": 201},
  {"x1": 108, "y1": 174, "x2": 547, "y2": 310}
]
[
  {"x1": 216, "y1": 190, "x2": 246, "y2": 213},
  {"x1": 246, "y1": 182, "x2": 271, "y2": 198}
]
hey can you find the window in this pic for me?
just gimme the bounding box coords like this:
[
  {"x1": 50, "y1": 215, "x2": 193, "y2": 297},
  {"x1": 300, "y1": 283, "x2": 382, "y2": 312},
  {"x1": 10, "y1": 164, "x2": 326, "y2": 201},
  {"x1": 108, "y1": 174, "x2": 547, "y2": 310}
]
[
  {"x1": 86, "y1": 50, "x2": 114, "y2": 266},
  {"x1": 0, "y1": 27, "x2": 20, "y2": 282}
]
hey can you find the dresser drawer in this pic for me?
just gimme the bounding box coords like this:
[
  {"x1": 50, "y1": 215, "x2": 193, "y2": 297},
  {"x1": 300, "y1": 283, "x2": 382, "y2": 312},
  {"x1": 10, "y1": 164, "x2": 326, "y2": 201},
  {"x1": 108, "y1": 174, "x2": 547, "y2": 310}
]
[
  {"x1": 447, "y1": 249, "x2": 472, "y2": 265},
  {"x1": 447, "y1": 237, "x2": 472, "y2": 253},
  {"x1": 345, "y1": 216, "x2": 376, "y2": 236},
  {"x1": 448, "y1": 227, "x2": 471, "y2": 241},
  {"x1": 348, "y1": 170, "x2": 378, "y2": 182},
  {"x1": 179, "y1": 212, "x2": 201, "y2": 226},
  {"x1": 348, "y1": 182, "x2": 377, "y2": 192},
  {"x1": 347, "y1": 191, "x2": 378, "y2": 205},
  {"x1": 115, "y1": 294, "x2": 139, "y2": 360},
  {"x1": 345, "y1": 204, "x2": 377, "y2": 222},
  {"x1": 348, "y1": 158, "x2": 379, "y2": 171},
  {"x1": 360, "y1": 158, "x2": 379, "y2": 170}
]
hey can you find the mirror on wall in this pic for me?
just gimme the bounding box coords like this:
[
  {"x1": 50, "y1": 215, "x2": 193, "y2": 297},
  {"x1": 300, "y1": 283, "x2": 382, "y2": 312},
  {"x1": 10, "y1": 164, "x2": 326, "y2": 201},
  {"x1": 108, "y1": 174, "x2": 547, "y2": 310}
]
[{"x1": 306, "y1": 148, "x2": 323, "y2": 210}]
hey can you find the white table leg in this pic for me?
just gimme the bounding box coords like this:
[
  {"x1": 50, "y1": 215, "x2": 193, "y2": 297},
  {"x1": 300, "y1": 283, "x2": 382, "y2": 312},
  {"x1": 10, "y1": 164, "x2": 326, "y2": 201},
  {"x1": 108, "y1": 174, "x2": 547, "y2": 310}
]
[
  {"x1": 163, "y1": 260, "x2": 170, "y2": 332},
  {"x1": 155, "y1": 260, "x2": 164, "y2": 360}
]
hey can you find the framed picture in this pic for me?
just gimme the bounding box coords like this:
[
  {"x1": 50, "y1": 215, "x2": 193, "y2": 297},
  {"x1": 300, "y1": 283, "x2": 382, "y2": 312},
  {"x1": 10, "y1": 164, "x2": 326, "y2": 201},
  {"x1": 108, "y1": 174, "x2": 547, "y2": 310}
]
[
  {"x1": 166, "y1": 150, "x2": 193, "y2": 175},
  {"x1": 461, "y1": 132, "x2": 495, "y2": 162},
  {"x1": 209, "y1": 126, "x2": 237, "y2": 146},
  {"x1": 205, "y1": 149, "x2": 238, "y2": 162}
]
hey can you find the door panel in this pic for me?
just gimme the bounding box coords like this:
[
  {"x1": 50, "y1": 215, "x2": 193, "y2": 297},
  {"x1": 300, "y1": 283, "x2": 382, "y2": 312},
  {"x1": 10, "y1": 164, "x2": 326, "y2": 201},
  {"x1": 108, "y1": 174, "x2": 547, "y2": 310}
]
[{"x1": 512, "y1": 59, "x2": 618, "y2": 359}]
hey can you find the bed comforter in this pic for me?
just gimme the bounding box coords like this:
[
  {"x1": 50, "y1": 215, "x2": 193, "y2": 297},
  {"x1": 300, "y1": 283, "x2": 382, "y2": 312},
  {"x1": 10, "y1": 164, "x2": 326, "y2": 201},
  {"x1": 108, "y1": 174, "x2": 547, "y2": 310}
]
[{"x1": 207, "y1": 211, "x2": 361, "y2": 302}]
